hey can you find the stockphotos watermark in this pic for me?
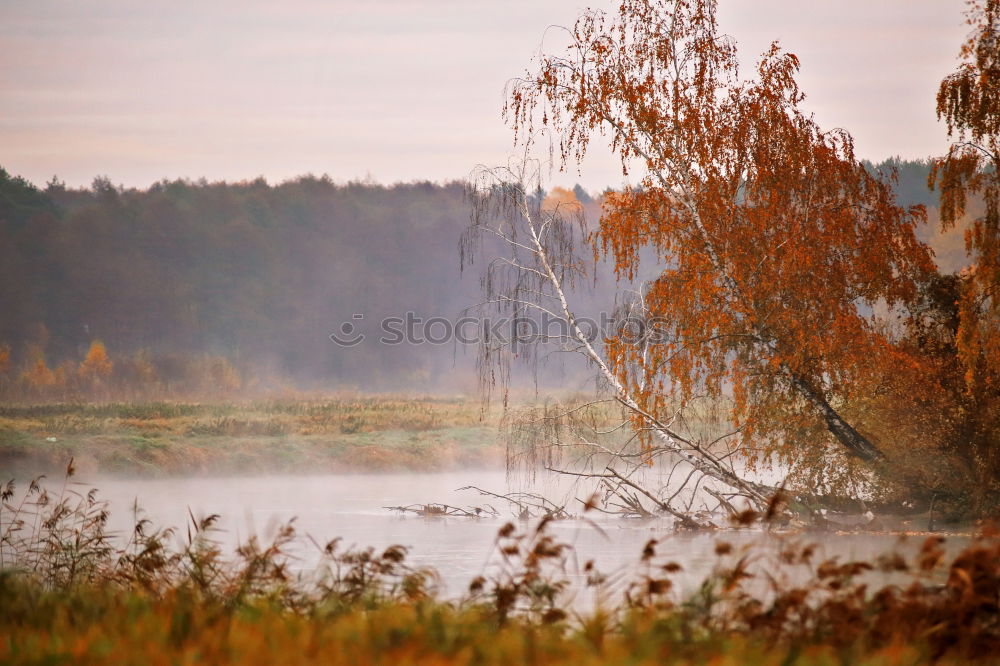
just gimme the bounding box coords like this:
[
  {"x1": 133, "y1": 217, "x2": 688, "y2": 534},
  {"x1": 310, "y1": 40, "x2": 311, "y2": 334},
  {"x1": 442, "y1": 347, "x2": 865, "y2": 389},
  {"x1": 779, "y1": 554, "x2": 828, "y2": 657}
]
[{"x1": 329, "y1": 312, "x2": 663, "y2": 348}]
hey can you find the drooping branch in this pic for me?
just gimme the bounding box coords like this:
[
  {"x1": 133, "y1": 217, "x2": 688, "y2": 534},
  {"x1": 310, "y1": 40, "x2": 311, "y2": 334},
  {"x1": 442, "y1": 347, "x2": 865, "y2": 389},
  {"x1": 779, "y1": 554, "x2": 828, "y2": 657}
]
[
  {"x1": 464, "y1": 160, "x2": 779, "y2": 512},
  {"x1": 502, "y1": 0, "x2": 932, "y2": 472}
]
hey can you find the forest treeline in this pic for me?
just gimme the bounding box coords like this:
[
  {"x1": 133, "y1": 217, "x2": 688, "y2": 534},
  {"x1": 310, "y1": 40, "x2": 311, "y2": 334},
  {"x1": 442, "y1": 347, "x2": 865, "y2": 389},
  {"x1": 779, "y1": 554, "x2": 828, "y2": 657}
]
[
  {"x1": 0, "y1": 160, "x2": 967, "y2": 398},
  {"x1": 0, "y1": 172, "x2": 489, "y2": 397}
]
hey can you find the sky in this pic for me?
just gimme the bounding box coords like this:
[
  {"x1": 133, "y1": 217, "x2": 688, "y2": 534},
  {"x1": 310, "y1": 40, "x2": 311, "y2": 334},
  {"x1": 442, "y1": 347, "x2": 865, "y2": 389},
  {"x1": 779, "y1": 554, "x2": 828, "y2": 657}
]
[{"x1": 0, "y1": 0, "x2": 968, "y2": 193}]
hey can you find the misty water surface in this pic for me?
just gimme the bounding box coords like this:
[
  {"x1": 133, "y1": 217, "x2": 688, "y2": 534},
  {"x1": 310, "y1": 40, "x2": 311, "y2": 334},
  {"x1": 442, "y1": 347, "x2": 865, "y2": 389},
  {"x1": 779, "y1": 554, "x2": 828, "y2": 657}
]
[{"x1": 74, "y1": 471, "x2": 972, "y2": 603}]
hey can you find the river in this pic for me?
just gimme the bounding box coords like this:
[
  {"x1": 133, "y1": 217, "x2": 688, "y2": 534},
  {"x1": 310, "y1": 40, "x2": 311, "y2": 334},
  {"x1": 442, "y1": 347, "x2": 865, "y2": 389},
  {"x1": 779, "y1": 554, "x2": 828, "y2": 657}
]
[{"x1": 57, "y1": 470, "x2": 971, "y2": 604}]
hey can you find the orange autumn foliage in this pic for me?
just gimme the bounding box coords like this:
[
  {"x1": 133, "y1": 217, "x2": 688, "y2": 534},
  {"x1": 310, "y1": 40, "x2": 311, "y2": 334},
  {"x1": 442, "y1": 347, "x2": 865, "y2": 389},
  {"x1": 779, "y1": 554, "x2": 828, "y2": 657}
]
[
  {"x1": 933, "y1": 0, "x2": 1000, "y2": 398},
  {"x1": 506, "y1": 0, "x2": 934, "y2": 472},
  {"x1": 906, "y1": 0, "x2": 1000, "y2": 515},
  {"x1": 0, "y1": 343, "x2": 10, "y2": 377},
  {"x1": 21, "y1": 351, "x2": 56, "y2": 392},
  {"x1": 540, "y1": 187, "x2": 581, "y2": 213},
  {"x1": 78, "y1": 339, "x2": 113, "y2": 382},
  {"x1": 0, "y1": 340, "x2": 248, "y2": 402}
]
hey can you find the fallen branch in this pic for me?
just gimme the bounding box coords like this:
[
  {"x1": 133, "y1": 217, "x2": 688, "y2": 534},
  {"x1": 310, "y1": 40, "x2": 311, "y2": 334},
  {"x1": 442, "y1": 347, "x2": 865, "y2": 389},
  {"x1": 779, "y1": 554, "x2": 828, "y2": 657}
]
[
  {"x1": 384, "y1": 503, "x2": 498, "y2": 518},
  {"x1": 458, "y1": 486, "x2": 572, "y2": 520}
]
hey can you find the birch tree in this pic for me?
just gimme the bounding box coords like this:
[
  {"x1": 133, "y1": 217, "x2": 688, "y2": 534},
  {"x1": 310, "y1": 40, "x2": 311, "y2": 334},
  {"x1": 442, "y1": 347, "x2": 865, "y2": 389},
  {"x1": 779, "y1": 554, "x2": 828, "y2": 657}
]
[{"x1": 465, "y1": 0, "x2": 937, "y2": 516}]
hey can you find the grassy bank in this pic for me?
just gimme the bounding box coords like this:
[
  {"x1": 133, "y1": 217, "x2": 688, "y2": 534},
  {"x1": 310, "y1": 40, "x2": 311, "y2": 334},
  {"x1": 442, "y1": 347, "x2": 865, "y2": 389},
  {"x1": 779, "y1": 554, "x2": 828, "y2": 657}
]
[
  {"x1": 0, "y1": 398, "x2": 501, "y2": 477},
  {"x1": 1, "y1": 582, "x2": 947, "y2": 665}
]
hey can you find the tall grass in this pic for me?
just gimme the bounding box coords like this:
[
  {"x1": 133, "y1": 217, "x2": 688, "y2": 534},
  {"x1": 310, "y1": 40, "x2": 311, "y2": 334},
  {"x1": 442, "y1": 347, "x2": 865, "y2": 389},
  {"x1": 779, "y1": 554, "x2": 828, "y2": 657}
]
[{"x1": 2, "y1": 466, "x2": 1000, "y2": 663}]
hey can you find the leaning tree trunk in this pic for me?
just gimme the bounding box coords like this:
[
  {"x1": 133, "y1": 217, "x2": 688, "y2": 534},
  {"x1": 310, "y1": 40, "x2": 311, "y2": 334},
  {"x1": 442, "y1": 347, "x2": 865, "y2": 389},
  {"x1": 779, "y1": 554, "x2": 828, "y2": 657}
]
[{"x1": 787, "y1": 373, "x2": 884, "y2": 463}]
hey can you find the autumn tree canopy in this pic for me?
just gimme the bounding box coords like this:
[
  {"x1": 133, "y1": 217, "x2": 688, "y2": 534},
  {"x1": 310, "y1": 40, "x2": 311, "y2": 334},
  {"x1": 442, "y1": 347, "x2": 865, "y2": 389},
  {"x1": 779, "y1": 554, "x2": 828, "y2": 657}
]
[
  {"x1": 934, "y1": 0, "x2": 1000, "y2": 399},
  {"x1": 504, "y1": 0, "x2": 933, "y2": 472},
  {"x1": 921, "y1": 0, "x2": 1000, "y2": 514}
]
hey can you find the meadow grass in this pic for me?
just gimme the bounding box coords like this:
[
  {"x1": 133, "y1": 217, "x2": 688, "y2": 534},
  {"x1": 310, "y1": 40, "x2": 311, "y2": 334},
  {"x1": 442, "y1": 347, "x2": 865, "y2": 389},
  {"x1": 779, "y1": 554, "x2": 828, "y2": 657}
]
[
  {"x1": 0, "y1": 398, "x2": 501, "y2": 476},
  {"x1": 1, "y1": 580, "x2": 946, "y2": 665}
]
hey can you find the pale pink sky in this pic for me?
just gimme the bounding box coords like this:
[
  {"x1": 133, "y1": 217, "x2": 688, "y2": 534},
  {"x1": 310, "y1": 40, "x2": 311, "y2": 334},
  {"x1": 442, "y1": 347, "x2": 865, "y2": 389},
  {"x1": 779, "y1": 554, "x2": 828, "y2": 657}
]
[{"x1": 0, "y1": 0, "x2": 967, "y2": 192}]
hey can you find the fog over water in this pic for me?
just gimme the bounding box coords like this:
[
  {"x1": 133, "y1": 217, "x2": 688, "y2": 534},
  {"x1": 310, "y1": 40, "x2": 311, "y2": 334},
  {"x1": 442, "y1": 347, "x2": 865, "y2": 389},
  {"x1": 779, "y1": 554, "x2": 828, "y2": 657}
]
[{"x1": 81, "y1": 470, "x2": 971, "y2": 601}]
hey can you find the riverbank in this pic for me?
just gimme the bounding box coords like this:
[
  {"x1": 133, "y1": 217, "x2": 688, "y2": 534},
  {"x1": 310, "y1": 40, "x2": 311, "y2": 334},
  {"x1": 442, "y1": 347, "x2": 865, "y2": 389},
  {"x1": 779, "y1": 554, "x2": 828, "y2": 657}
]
[
  {"x1": 3, "y1": 582, "x2": 962, "y2": 665},
  {"x1": 1, "y1": 471, "x2": 996, "y2": 665},
  {"x1": 0, "y1": 399, "x2": 502, "y2": 477}
]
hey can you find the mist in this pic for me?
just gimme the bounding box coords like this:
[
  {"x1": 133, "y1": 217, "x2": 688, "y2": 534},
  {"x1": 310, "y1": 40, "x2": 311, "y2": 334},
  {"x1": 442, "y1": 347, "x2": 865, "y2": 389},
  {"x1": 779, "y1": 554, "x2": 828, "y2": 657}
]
[
  {"x1": 0, "y1": 171, "x2": 633, "y2": 398},
  {"x1": 3, "y1": 0, "x2": 998, "y2": 660}
]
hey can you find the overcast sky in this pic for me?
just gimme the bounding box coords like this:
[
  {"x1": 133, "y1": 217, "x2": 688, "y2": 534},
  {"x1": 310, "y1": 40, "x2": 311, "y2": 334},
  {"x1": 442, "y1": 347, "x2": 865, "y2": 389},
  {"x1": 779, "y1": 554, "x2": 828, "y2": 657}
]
[{"x1": 0, "y1": 0, "x2": 968, "y2": 193}]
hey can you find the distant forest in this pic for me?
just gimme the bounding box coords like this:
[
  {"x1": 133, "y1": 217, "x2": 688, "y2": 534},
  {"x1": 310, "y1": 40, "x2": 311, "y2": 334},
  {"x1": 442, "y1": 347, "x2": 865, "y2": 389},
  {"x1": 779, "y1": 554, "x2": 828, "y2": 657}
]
[{"x1": 0, "y1": 160, "x2": 969, "y2": 396}]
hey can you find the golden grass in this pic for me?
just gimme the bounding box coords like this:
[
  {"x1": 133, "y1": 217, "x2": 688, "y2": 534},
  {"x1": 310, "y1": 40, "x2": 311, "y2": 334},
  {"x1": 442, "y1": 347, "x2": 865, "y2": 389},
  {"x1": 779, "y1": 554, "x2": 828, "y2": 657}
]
[
  {"x1": 1, "y1": 584, "x2": 944, "y2": 665},
  {"x1": 0, "y1": 398, "x2": 501, "y2": 476}
]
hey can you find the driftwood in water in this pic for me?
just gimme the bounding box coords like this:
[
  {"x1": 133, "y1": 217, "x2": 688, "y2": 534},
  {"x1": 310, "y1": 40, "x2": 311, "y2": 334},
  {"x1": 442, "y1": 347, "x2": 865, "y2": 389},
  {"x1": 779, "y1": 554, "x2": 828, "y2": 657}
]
[
  {"x1": 458, "y1": 486, "x2": 572, "y2": 520},
  {"x1": 384, "y1": 503, "x2": 498, "y2": 518}
]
